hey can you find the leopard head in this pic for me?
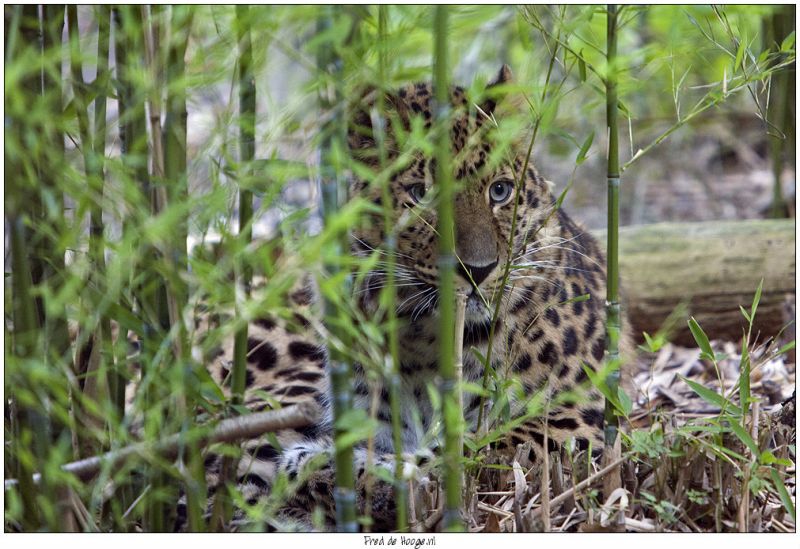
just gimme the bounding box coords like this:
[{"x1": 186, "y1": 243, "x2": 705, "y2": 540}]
[{"x1": 347, "y1": 66, "x2": 562, "y2": 325}]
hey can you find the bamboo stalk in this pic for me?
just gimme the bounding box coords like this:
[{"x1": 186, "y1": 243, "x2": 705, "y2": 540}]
[
  {"x1": 159, "y1": 5, "x2": 201, "y2": 531},
  {"x1": 6, "y1": 11, "x2": 55, "y2": 514},
  {"x1": 163, "y1": 6, "x2": 193, "y2": 254},
  {"x1": 40, "y1": 17, "x2": 75, "y2": 529},
  {"x1": 317, "y1": 7, "x2": 358, "y2": 532},
  {"x1": 91, "y1": 5, "x2": 109, "y2": 250},
  {"x1": 432, "y1": 5, "x2": 464, "y2": 532},
  {"x1": 5, "y1": 403, "x2": 318, "y2": 490},
  {"x1": 9, "y1": 216, "x2": 45, "y2": 530},
  {"x1": 374, "y1": 4, "x2": 409, "y2": 532},
  {"x1": 138, "y1": 5, "x2": 170, "y2": 336},
  {"x1": 67, "y1": 7, "x2": 113, "y2": 446},
  {"x1": 603, "y1": 3, "x2": 623, "y2": 507},
  {"x1": 110, "y1": 7, "x2": 139, "y2": 419},
  {"x1": 22, "y1": 3, "x2": 47, "y2": 329},
  {"x1": 67, "y1": 6, "x2": 95, "y2": 190},
  {"x1": 65, "y1": 5, "x2": 112, "y2": 472},
  {"x1": 209, "y1": 6, "x2": 259, "y2": 531},
  {"x1": 108, "y1": 7, "x2": 145, "y2": 530},
  {"x1": 141, "y1": 7, "x2": 171, "y2": 533},
  {"x1": 767, "y1": 5, "x2": 795, "y2": 219},
  {"x1": 80, "y1": 20, "x2": 118, "y2": 529},
  {"x1": 40, "y1": 3, "x2": 72, "y2": 409},
  {"x1": 90, "y1": 7, "x2": 114, "y2": 437},
  {"x1": 232, "y1": 4, "x2": 255, "y2": 404}
]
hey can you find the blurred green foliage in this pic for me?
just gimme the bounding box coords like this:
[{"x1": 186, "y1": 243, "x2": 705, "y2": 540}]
[{"x1": 4, "y1": 5, "x2": 794, "y2": 532}]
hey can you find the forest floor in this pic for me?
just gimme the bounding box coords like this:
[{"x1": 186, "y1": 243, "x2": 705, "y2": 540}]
[{"x1": 455, "y1": 337, "x2": 796, "y2": 533}]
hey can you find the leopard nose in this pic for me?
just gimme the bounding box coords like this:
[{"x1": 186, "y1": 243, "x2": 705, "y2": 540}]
[{"x1": 457, "y1": 258, "x2": 498, "y2": 286}]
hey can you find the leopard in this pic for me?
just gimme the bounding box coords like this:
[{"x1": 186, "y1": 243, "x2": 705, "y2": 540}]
[{"x1": 186, "y1": 64, "x2": 625, "y2": 532}]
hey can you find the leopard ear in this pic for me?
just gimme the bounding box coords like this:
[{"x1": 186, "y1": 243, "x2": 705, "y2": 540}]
[
  {"x1": 347, "y1": 85, "x2": 378, "y2": 155},
  {"x1": 489, "y1": 64, "x2": 513, "y2": 88},
  {"x1": 478, "y1": 64, "x2": 514, "y2": 119},
  {"x1": 347, "y1": 86, "x2": 406, "y2": 164}
]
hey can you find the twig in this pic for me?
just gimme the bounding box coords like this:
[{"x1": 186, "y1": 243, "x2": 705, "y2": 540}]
[
  {"x1": 454, "y1": 290, "x2": 468, "y2": 429},
  {"x1": 541, "y1": 429, "x2": 551, "y2": 531},
  {"x1": 423, "y1": 507, "x2": 444, "y2": 530},
  {"x1": 624, "y1": 517, "x2": 656, "y2": 532},
  {"x1": 477, "y1": 501, "x2": 514, "y2": 518},
  {"x1": 5, "y1": 403, "x2": 318, "y2": 489},
  {"x1": 527, "y1": 456, "x2": 626, "y2": 520},
  {"x1": 122, "y1": 484, "x2": 151, "y2": 520}
]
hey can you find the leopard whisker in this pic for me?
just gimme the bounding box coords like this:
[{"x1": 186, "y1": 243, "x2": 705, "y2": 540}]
[
  {"x1": 396, "y1": 285, "x2": 435, "y2": 314},
  {"x1": 354, "y1": 281, "x2": 427, "y2": 295},
  {"x1": 352, "y1": 236, "x2": 416, "y2": 261},
  {"x1": 411, "y1": 287, "x2": 438, "y2": 321}
]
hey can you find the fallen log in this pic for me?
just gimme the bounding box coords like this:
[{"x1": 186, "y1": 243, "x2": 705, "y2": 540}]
[{"x1": 595, "y1": 219, "x2": 795, "y2": 346}]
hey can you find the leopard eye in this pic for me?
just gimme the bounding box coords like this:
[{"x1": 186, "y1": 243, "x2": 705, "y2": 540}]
[
  {"x1": 408, "y1": 183, "x2": 429, "y2": 205},
  {"x1": 488, "y1": 179, "x2": 514, "y2": 205}
]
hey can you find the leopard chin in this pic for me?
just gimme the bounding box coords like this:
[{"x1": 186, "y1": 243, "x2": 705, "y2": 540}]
[{"x1": 464, "y1": 290, "x2": 494, "y2": 324}]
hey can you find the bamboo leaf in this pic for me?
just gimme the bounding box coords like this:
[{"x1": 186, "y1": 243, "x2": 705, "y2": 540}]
[
  {"x1": 759, "y1": 450, "x2": 793, "y2": 467},
  {"x1": 578, "y1": 50, "x2": 587, "y2": 82},
  {"x1": 770, "y1": 468, "x2": 796, "y2": 519},
  {"x1": 688, "y1": 317, "x2": 714, "y2": 361},
  {"x1": 749, "y1": 278, "x2": 763, "y2": 322},
  {"x1": 617, "y1": 387, "x2": 632, "y2": 416},
  {"x1": 733, "y1": 40, "x2": 746, "y2": 71},
  {"x1": 776, "y1": 340, "x2": 796, "y2": 356},
  {"x1": 739, "y1": 305, "x2": 750, "y2": 323},
  {"x1": 727, "y1": 420, "x2": 758, "y2": 455},
  {"x1": 575, "y1": 130, "x2": 595, "y2": 165},
  {"x1": 334, "y1": 409, "x2": 378, "y2": 450},
  {"x1": 680, "y1": 375, "x2": 742, "y2": 416},
  {"x1": 780, "y1": 31, "x2": 795, "y2": 52}
]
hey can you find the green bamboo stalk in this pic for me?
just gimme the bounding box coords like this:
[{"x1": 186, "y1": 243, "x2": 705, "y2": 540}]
[
  {"x1": 603, "y1": 4, "x2": 622, "y2": 451},
  {"x1": 317, "y1": 8, "x2": 358, "y2": 532},
  {"x1": 91, "y1": 6, "x2": 109, "y2": 251},
  {"x1": 67, "y1": 6, "x2": 111, "y2": 421},
  {"x1": 38, "y1": 16, "x2": 74, "y2": 518},
  {"x1": 110, "y1": 6, "x2": 146, "y2": 422},
  {"x1": 767, "y1": 5, "x2": 795, "y2": 219},
  {"x1": 106, "y1": 13, "x2": 146, "y2": 531},
  {"x1": 163, "y1": 6, "x2": 193, "y2": 240},
  {"x1": 9, "y1": 217, "x2": 45, "y2": 531},
  {"x1": 7, "y1": 10, "x2": 48, "y2": 528},
  {"x1": 113, "y1": 6, "x2": 149, "y2": 410},
  {"x1": 232, "y1": 4, "x2": 255, "y2": 403},
  {"x1": 140, "y1": 6, "x2": 176, "y2": 532},
  {"x1": 23, "y1": 4, "x2": 47, "y2": 328},
  {"x1": 91, "y1": 7, "x2": 115, "y2": 437},
  {"x1": 432, "y1": 5, "x2": 464, "y2": 532},
  {"x1": 40, "y1": 4, "x2": 72, "y2": 409},
  {"x1": 66, "y1": 4, "x2": 108, "y2": 464},
  {"x1": 373, "y1": 5, "x2": 409, "y2": 533},
  {"x1": 141, "y1": 5, "x2": 171, "y2": 332},
  {"x1": 161, "y1": 5, "x2": 202, "y2": 532},
  {"x1": 67, "y1": 6, "x2": 94, "y2": 190},
  {"x1": 209, "y1": 5, "x2": 258, "y2": 532}
]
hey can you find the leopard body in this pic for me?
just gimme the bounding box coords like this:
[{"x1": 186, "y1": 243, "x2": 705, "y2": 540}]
[{"x1": 197, "y1": 65, "x2": 620, "y2": 530}]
